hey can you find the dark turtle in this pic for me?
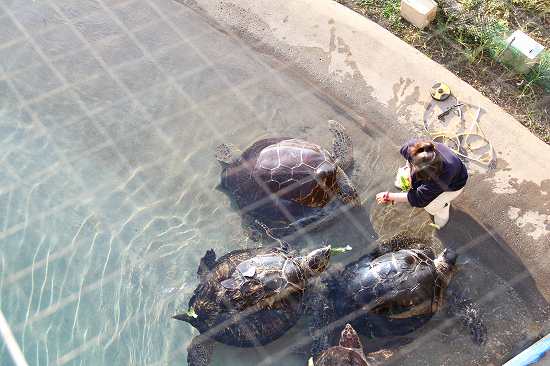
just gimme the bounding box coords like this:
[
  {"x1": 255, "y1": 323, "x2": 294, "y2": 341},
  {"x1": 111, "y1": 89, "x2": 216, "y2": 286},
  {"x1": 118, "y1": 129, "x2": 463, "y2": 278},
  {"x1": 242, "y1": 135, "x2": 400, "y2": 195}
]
[
  {"x1": 329, "y1": 235, "x2": 486, "y2": 345},
  {"x1": 173, "y1": 240, "x2": 337, "y2": 366},
  {"x1": 309, "y1": 324, "x2": 371, "y2": 366},
  {"x1": 215, "y1": 120, "x2": 360, "y2": 233}
]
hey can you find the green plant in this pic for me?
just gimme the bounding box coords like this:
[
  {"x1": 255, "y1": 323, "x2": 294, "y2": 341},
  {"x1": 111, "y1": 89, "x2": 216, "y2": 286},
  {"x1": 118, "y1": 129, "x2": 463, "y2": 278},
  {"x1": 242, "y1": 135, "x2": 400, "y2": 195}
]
[
  {"x1": 478, "y1": 19, "x2": 509, "y2": 58},
  {"x1": 400, "y1": 175, "x2": 411, "y2": 192},
  {"x1": 461, "y1": 0, "x2": 482, "y2": 11},
  {"x1": 526, "y1": 51, "x2": 550, "y2": 92},
  {"x1": 382, "y1": 0, "x2": 402, "y2": 26},
  {"x1": 438, "y1": 0, "x2": 549, "y2": 90}
]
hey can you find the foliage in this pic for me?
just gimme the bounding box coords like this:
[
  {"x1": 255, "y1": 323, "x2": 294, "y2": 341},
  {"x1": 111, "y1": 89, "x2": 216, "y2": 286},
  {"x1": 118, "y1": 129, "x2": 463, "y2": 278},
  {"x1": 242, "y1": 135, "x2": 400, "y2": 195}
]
[
  {"x1": 438, "y1": 0, "x2": 547, "y2": 89},
  {"x1": 382, "y1": 0, "x2": 402, "y2": 26},
  {"x1": 526, "y1": 51, "x2": 550, "y2": 92}
]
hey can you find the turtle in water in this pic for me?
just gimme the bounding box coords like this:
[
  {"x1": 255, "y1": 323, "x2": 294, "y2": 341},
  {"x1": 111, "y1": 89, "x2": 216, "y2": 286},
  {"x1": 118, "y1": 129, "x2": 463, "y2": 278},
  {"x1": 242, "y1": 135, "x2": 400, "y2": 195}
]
[
  {"x1": 173, "y1": 235, "x2": 346, "y2": 366},
  {"x1": 215, "y1": 120, "x2": 360, "y2": 234},
  {"x1": 328, "y1": 235, "x2": 486, "y2": 345},
  {"x1": 308, "y1": 324, "x2": 371, "y2": 366}
]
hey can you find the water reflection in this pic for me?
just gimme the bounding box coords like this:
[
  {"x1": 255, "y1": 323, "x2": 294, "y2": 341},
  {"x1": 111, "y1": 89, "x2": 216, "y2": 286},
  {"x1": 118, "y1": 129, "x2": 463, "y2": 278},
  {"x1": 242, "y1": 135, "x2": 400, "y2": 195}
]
[{"x1": 0, "y1": 1, "x2": 546, "y2": 365}]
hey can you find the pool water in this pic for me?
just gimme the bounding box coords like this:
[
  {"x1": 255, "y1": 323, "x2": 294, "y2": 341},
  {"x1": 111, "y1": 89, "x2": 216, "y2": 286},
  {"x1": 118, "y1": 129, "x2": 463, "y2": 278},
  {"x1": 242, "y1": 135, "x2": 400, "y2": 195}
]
[{"x1": 0, "y1": 1, "x2": 547, "y2": 365}]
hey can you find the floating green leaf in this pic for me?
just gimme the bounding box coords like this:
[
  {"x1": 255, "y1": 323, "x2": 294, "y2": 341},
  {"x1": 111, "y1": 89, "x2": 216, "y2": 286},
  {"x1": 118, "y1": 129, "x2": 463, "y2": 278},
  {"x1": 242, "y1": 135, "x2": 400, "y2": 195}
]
[{"x1": 330, "y1": 245, "x2": 353, "y2": 255}]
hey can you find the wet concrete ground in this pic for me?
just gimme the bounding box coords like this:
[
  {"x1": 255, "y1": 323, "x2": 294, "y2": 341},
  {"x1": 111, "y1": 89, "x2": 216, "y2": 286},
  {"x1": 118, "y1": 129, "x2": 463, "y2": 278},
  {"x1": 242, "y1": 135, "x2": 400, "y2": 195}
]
[{"x1": 0, "y1": 0, "x2": 549, "y2": 365}]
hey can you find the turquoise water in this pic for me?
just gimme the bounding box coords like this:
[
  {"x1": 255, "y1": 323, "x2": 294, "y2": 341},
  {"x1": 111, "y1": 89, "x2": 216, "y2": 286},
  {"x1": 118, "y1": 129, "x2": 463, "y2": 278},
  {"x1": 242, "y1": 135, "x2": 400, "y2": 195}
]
[{"x1": 0, "y1": 1, "x2": 547, "y2": 365}]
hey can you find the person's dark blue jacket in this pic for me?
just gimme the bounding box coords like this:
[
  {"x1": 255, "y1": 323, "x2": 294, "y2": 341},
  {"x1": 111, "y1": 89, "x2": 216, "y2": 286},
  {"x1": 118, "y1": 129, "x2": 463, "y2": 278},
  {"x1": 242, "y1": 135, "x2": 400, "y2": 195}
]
[{"x1": 400, "y1": 139, "x2": 468, "y2": 207}]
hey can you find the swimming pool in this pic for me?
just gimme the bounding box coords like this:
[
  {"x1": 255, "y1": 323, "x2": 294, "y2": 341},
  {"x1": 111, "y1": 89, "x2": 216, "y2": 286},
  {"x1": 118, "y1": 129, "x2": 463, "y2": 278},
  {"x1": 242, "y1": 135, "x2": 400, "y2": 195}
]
[{"x1": 0, "y1": 1, "x2": 548, "y2": 365}]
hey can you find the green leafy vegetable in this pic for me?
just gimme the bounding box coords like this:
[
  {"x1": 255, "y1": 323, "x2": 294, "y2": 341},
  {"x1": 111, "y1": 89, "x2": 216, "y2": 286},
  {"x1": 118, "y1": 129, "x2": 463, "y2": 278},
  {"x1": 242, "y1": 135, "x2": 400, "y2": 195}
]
[
  {"x1": 400, "y1": 175, "x2": 411, "y2": 192},
  {"x1": 330, "y1": 245, "x2": 353, "y2": 255}
]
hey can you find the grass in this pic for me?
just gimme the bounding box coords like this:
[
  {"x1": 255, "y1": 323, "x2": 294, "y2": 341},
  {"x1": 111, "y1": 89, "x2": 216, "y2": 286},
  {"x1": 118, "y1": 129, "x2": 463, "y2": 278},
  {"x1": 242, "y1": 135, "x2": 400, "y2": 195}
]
[
  {"x1": 382, "y1": 0, "x2": 402, "y2": 27},
  {"x1": 437, "y1": 0, "x2": 549, "y2": 84},
  {"x1": 526, "y1": 51, "x2": 550, "y2": 92},
  {"x1": 438, "y1": 0, "x2": 550, "y2": 95},
  {"x1": 338, "y1": 0, "x2": 550, "y2": 143},
  {"x1": 512, "y1": 0, "x2": 549, "y2": 12}
]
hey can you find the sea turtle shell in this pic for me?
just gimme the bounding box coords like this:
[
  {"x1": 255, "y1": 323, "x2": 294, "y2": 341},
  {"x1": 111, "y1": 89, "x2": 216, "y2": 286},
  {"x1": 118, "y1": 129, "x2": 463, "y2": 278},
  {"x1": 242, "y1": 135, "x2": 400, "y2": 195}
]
[
  {"x1": 332, "y1": 249, "x2": 443, "y2": 337},
  {"x1": 188, "y1": 247, "x2": 306, "y2": 347},
  {"x1": 345, "y1": 249, "x2": 441, "y2": 318},
  {"x1": 221, "y1": 138, "x2": 339, "y2": 210},
  {"x1": 254, "y1": 139, "x2": 338, "y2": 207}
]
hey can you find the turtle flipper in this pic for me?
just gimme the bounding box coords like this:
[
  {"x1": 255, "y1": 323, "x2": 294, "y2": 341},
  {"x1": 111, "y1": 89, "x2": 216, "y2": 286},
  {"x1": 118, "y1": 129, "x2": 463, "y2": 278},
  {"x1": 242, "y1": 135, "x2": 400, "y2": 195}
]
[
  {"x1": 249, "y1": 199, "x2": 331, "y2": 236},
  {"x1": 215, "y1": 143, "x2": 240, "y2": 165},
  {"x1": 446, "y1": 288, "x2": 487, "y2": 345},
  {"x1": 197, "y1": 249, "x2": 216, "y2": 282},
  {"x1": 328, "y1": 120, "x2": 353, "y2": 170},
  {"x1": 187, "y1": 335, "x2": 215, "y2": 366},
  {"x1": 335, "y1": 167, "x2": 360, "y2": 207},
  {"x1": 307, "y1": 281, "x2": 333, "y2": 358}
]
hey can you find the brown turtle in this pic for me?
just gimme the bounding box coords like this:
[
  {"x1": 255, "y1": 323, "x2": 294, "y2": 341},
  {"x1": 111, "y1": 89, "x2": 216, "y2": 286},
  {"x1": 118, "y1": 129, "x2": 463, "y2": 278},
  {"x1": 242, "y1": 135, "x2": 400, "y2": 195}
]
[
  {"x1": 173, "y1": 237, "x2": 346, "y2": 366},
  {"x1": 215, "y1": 120, "x2": 360, "y2": 233},
  {"x1": 309, "y1": 324, "x2": 371, "y2": 366}
]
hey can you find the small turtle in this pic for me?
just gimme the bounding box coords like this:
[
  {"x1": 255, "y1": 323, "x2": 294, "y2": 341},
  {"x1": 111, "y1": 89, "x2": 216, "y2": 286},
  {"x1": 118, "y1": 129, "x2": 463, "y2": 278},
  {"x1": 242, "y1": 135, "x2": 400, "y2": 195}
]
[
  {"x1": 173, "y1": 240, "x2": 340, "y2": 366},
  {"x1": 215, "y1": 120, "x2": 360, "y2": 233},
  {"x1": 309, "y1": 324, "x2": 371, "y2": 366},
  {"x1": 329, "y1": 236, "x2": 486, "y2": 345}
]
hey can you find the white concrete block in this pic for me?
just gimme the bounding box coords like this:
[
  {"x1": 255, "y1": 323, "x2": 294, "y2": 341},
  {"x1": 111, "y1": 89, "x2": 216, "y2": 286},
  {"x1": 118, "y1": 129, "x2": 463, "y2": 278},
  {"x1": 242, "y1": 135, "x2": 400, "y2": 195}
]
[
  {"x1": 400, "y1": 0, "x2": 437, "y2": 29},
  {"x1": 501, "y1": 30, "x2": 545, "y2": 74}
]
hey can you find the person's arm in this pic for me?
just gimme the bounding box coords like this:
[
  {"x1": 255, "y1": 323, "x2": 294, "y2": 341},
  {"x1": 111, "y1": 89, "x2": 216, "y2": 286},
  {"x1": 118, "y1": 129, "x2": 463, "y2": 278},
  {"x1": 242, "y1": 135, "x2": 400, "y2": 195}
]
[
  {"x1": 376, "y1": 182, "x2": 442, "y2": 206},
  {"x1": 375, "y1": 191, "x2": 408, "y2": 205}
]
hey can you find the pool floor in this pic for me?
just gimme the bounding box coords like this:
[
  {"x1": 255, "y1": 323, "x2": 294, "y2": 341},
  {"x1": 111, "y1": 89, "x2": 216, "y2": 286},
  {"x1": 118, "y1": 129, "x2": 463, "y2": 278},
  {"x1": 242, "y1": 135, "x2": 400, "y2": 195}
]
[{"x1": 0, "y1": 0, "x2": 548, "y2": 365}]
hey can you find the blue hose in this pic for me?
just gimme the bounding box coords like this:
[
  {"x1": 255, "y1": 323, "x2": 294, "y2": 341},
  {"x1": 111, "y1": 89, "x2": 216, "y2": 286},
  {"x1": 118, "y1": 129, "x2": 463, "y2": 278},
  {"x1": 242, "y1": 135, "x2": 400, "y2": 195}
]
[{"x1": 503, "y1": 334, "x2": 550, "y2": 366}]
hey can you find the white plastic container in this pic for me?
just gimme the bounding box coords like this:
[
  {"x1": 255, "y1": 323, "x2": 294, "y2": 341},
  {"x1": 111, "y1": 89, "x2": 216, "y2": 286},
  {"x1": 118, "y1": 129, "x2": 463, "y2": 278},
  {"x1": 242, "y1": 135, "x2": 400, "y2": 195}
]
[
  {"x1": 501, "y1": 30, "x2": 545, "y2": 74},
  {"x1": 400, "y1": 0, "x2": 437, "y2": 29}
]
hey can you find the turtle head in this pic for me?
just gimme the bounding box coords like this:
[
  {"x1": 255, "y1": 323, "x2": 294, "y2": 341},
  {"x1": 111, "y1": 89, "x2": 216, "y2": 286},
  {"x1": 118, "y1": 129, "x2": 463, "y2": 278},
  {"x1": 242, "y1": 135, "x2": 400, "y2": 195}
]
[
  {"x1": 303, "y1": 246, "x2": 331, "y2": 277},
  {"x1": 339, "y1": 324, "x2": 362, "y2": 350},
  {"x1": 215, "y1": 143, "x2": 240, "y2": 167},
  {"x1": 434, "y1": 248, "x2": 457, "y2": 284}
]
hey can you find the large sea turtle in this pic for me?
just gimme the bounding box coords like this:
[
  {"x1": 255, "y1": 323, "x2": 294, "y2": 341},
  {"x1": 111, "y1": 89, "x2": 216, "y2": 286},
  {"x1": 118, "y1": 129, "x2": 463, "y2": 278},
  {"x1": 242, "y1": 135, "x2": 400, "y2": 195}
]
[
  {"x1": 328, "y1": 236, "x2": 486, "y2": 345},
  {"x1": 173, "y1": 236, "x2": 345, "y2": 366},
  {"x1": 215, "y1": 120, "x2": 360, "y2": 233},
  {"x1": 308, "y1": 324, "x2": 371, "y2": 366}
]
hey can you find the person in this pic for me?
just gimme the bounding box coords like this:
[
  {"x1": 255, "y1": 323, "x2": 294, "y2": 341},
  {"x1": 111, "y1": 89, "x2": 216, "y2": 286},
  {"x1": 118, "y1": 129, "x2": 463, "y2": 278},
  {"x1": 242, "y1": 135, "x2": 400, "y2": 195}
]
[{"x1": 376, "y1": 139, "x2": 468, "y2": 229}]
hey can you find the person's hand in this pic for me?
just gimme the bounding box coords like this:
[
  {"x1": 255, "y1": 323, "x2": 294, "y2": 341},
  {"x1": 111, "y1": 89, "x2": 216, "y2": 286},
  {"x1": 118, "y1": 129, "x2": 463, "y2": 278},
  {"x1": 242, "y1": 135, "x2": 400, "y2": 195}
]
[{"x1": 376, "y1": 192, "x2": 391, "y2": 204}]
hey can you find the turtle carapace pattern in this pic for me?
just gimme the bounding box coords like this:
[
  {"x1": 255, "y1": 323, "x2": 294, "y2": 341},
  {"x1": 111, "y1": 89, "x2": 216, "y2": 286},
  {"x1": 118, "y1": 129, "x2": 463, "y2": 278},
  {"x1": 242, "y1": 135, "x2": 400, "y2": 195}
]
[
  {"x1": 215, "y1": 120, "x2": 360, "y2": 233},
  {"x1": 174, "y1": 243, "x2": 333, "y2": 366},
  {"x1": 329, "y1": 234, "x2": 486, "y2": 345}
]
